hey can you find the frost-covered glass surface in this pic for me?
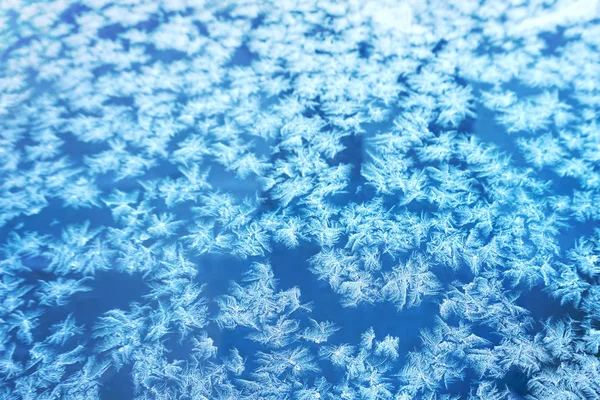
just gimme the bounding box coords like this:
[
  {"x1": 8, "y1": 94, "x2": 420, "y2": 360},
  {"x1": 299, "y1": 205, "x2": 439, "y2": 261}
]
[{"x1": 1, "y1": 0, "x2": 600, "y2": 399}]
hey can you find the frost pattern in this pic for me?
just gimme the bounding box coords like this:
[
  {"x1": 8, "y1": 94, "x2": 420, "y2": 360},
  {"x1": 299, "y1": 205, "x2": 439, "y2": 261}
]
[{"x1": 1, "y1": 0, "x2": 600, "y2": 399}]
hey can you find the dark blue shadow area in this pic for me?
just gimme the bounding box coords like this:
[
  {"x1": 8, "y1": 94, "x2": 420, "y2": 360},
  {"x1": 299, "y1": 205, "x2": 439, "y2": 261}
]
[
  {"x1": 100, "y1": 365, "x2": 134, "y2": 400},
  {"x1": 1, "y1": 197, "x2": 112, "y2": 242}
]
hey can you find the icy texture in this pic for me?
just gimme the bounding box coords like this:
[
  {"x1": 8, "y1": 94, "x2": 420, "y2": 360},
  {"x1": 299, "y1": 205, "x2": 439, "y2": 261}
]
[{"x1": 1, "y1": 0, "x2": 600, "y2": 399}]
